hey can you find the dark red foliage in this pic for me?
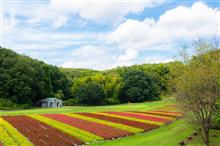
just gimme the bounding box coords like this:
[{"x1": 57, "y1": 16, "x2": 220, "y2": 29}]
[
  {"x1": 43, "y1": 114, "x2": 131, "y2": 140},
  {"x1": 104, "y1": 112, "x2": 171, "y2": 123},
  {"x1": 132, "y1": 111, "x2": 181, "y2": 118},
  {"x1": 77, "y1": 113, "x2": 158, "y2": 131},
  {"x1": 0, "y1": 142, "x2": 3, "y2": 146},
  {"x1": 3, "y1": 116, "x2": 83, "y2": 146}
]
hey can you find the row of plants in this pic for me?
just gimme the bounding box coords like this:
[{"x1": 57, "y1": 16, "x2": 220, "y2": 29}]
[
  {"x1": 93, "y1": 112, "x2": 163, "y2": 126},
  {"x1": 65, "y1": 113, "x2": 142, "y2": 133},
  {"x1": 3, "y1": 116, "x2": 83, "y2": 146},
  {"x1": 104, "y1": 112, "x2": 171, "y2": 123},
  {"x1": 0, "y1": 106, "x2": 183, "y2": 145},
  {"x1": 0, "y1": 118, "x2": 33, "y2": 146},
  {"x1": 134, "y1": 111, "x2": 181, "y2": 118},
  {"x1": 128, "y1": 112, "x2": 175, "y2": 120},
  {"x1": 78, "y1": 112, "x2": 159, "y2": 131},
  {"x1": 43, "y1": 114, "x2": 131, "y2": 140},
  {"x1": 148, "y1": 111, "x2": 182, "y2": 116},
  {"x1": 28, "y1": 114, "x2": 102, "y2": 143}
]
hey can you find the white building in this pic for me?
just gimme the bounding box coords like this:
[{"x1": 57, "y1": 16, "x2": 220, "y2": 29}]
[{"x1": 37, "y1": 98, "x2": 63, "y2": 108}]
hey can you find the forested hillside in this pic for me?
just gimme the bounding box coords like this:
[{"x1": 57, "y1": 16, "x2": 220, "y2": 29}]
[
  {"x1": 60, "y1": 58, "x2": 184, "y2": 106},
  {"x1": 0, "y1": 48, "x2": 183, "y2": 109},
  {"x1": 0, "y1": 48, "x2": 71, "y2": 109}
]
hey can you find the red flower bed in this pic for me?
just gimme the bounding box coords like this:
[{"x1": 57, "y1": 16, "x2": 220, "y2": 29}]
[
  {"x1": 43, "y1": 114, "x2": 131, "y2": 140},
  {"x1": 104, "y1": 112, "x2": 171, "y2": 123},
  {"x1": 3, "y1": 116, "x2": 83, "y2": 146},
  {"x1": 78, "y1": 113, "x2": 158, "y2": 131},
  {"x1": 132, "y1": 111, "x2": 181, "y2": 118}
]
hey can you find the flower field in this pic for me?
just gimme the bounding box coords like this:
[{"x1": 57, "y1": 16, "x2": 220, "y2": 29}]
[{"x1": 0, "y1": 106, "x2": 182, "y2": 146}]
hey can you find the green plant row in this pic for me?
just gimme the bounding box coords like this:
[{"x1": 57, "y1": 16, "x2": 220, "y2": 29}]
[
  {"x1": 28, "y1": 115, "x2": 103, "y2": 143},
  {"x1": 65, "y1": 113, "x2": 143, "y2": 133},
  {"x1": 0, "y1": 118, "x2": 33, "y2": 146}
]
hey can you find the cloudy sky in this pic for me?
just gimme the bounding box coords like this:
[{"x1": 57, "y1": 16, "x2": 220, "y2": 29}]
[{"x1": 1, "y1": 0, "x2": 219, "y2": 70}]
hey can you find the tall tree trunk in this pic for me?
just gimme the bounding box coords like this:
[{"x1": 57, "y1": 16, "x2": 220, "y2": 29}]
[{"x1": 204, "y1": 127, "x2": 209, "y2": 146}]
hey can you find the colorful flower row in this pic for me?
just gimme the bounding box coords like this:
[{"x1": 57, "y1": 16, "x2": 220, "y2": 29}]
[
  {"x1": 128, "y1": 111, "x2": 175, "y2": 120},
  {"x1": 132, "y1": 111, "x2": 181, "y2": 118},
  {"x1": 77, "y1": 112, "x2": 159, "y2": 131},
  {"x1": 42, "y1": 114, "x2": 131, "y2": 140},
  {"x1": 153, "y1": 110, "x2": 182, "y2": 115},
  {"x1": 0, "y1": 105, "x2": 183, "y2": 146},
  {"x1": 65, "y1": 113, "x2": 142, "y2": 133},
  {"x1": 3, "y1": 116, "x2": 83, "y2": 146},
  {"x1": 95, "y1": 112, "x2": 164, "y2": 126},
  {"x1": 29, "y1": 114, "x2": 102, "y2": 143},
  {"x1": 104, "y1": 112, "x2": 172, "y2": 123}
]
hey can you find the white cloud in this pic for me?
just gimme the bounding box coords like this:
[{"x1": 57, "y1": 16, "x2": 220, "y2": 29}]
[
  {"x1": 144, "y1": 56, "x2": 174, "y2": 64},
  {"x1": 52, "y1": 15, "x2": 69, "y2": 29},
  {"x1": 4, "y1": 29, "x2": 104, "y2": 50},
  {"x1": 60, "y1": 45, "x2": 117, "y2": 70},
  {"x1": 2, "y1": 1, "x2": 220, "y2": 70},
  {"x1": 3, "y1": 0, "x2": 164, "y2": 33},
  {"x1": 50, "y1": 0, "x2": 164, "y2": 24},
  {"x1": 118, "y1": 48, "x2": 138, "y2": 62},
  {"x1": 107, "y1": 1, "x2": 220, "y2": 53}
]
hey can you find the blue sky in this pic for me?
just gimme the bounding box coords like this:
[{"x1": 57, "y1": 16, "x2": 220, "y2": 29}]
[{"x1": 1, "y1": 0, "x2": 219, "y2": 70}]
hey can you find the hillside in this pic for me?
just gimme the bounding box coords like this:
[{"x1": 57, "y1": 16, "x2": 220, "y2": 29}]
[{"x1": 0, "y1": 48, "x2": 184, "y2": 109}]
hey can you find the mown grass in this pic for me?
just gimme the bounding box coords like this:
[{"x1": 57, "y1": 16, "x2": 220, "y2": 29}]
[
  {"x1": 89, "y1": 119, "x2": 220, "y2": 146},
  {"x1": 0, "y1": 97, "x2": 174, "y2": 116}
]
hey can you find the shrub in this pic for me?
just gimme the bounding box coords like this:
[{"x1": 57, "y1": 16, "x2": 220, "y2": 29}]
[{"x1": 0, "y1": 98, "x2": 29, "y2": 110}]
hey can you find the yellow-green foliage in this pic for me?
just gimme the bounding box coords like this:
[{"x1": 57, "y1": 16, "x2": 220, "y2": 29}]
[
  {"x1": 65, "y1": 113, "x2": 143, "y2": 133},
  {"x1": 95, "y1": 113, "x2": 164, "y2": 126},
  {"x1": 0, "y1": 118, "x2": 33, "y2": 146},
  {"x1": 147, "y1": 111, "x2": 182, "y2": 116},
  {"x1": 28, "y1": 115, "x2": 103, "y2": 143},
  {"x1": 124, "y1": 112, "x2": 175, "y2": 120}
]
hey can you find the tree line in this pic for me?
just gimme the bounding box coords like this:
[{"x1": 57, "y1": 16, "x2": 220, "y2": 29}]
[{"x1": 0, "y1": 48, "x2": 183, "y2": 109}]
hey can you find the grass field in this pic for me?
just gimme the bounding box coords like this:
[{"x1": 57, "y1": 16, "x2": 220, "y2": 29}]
[
  {"x1": 89, "y1": 119, "x2": 220, "y2": 146},
  {"x1": 1, "y1": 97, "x2": 174, "y2": 116},
  {"x1": 1, "y1": 97, "x2": 219, "y2": 146}
]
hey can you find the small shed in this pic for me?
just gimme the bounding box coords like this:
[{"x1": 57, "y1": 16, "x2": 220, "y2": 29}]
[{"x1": 36, "y1": 98, "x2": 63, "y2": 108}]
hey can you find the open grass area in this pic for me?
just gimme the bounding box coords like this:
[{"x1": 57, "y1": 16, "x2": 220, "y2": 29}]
[
  {"x1": 0, "y1": 97, "x2": 175, "y2": 116},
  {"x1": 89, "y1": 119, "x2": 220, "y2": 146}
]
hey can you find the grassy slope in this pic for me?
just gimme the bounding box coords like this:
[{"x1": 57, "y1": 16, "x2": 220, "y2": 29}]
[
  {"x1": 89, "y1": 119, "x2": 220, "y2": 146},
  {"x1": 0, "y1": 97, "x2": 174, "y2": 116}
]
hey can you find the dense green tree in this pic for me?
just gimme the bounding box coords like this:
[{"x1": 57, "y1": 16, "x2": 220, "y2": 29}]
[
  {"x1": 0, "y1": 48, "x2": 71, "y2": 109},
  {"x1": 119, "y1": 70, "x2": 161, "y2": 103},
  {"x1": 75, "y1": 82, "x2": 105, "y2": 105}
]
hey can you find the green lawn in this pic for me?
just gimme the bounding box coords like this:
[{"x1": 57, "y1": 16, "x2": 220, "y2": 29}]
[
  {"x1": 0, "y1": 97, "x2": 174, "y2": 116},
  {"x1": 89, "y1": 119, "x2": 220, "y2": 146}
]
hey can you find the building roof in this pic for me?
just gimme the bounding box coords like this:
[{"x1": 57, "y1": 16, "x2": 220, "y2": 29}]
[{"x1": 37, "y1": 97, "x2": 63, "y2": 103}]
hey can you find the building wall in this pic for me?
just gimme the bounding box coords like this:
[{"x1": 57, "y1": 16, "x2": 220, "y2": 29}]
[{"x1": 39, "y1": 99, "x2": 63, "y2": 108}]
